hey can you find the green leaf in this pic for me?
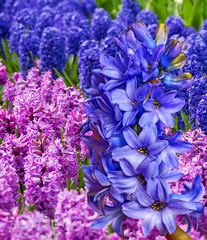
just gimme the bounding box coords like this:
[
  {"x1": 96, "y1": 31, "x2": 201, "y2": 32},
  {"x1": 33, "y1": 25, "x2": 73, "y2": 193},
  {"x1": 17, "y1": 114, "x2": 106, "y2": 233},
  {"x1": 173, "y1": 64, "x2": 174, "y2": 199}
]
[
  {"x1": 28, "y1": 204, "x2": 36, "y2": 212},
  {"x1": 108, "y1": 224, "x2": 115, "y2": 234},
  {"x1": 150, "y1": 0, "x2": 169, "y2": 22},
  {"x1": 1, "y1": 39, "x2": 20, "y2": 73},
  {"x1": 62, "y1": 70, "x2": 73, "y2": 87},
  {"x1": 51, "y1": 219, "x2": 55, "y2": 231},
  {"x1": 66, "y1": 178, "x2": 76, "y2": 190},
  {"x1": 2, "y1": 97, "x2": 9, "y2": 110},
  {"x1": 15, "y1": 126, "x2": 19, "y2": 138},
  {"x1": 59, "y1": 127, "x2": 64, "y2": 140},
  {"x1": 190, "y1": 0, "x2": 204, "y2": 30},
  {"x1": 77, "y1": 167, "x2": 85, "y2": 189},
  {"x1": 70, "y1": 55, "x2": 79, "y2": 84},
  {"x1": 171, "y1": 114, "x2": 179, "y2": 133},
  {"x1": 19, "y1": 196, "x2": 25, "y2": 215},
  {"x1": 0, "y1": 85, "x2": 4, "y2": 105},
  {"x1": 54, "y1": 69, "x2": 62, "y2": 78},
  {"x1": 180, "y1": 110, "x2": 192, "y2": 132},
  {"x1": 83, "y1": 156, "x2": 90, "y2": 166}
]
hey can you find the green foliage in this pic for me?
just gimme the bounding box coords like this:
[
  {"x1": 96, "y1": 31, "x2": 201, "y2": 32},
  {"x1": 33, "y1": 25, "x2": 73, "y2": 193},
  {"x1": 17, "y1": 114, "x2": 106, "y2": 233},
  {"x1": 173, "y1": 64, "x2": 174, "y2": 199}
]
[
  {"x1": 0, "y1": 39, "x2": 20, "y2": 74},
  {"x1": 95, "y1": 0, "x2": 207, "y2": 30},
  {"x1": 180, "y1": 0, "x2": 206, "y2": 30},
  {"x1": 55, "y1": 54, "x2": 79, "y2": 87},
  {"x1": 0, "y1": 85, "x2": 4, "y2": 105},
  {"x1": 149, "y1": 0, "x2": 169, "y2": 22},
  {"x1": 28, "y1": 204, "x2": 36, "y2": 212},
  {"x1": 1, "y1": 97, "x2": 10, "y2": 110},
  {"x1": 96, "y1": 0, "x2": 121, "y2": 18},
  {"x1": 180, "y1": 110, "x2": 192, "y2": 132},
  {"x1": 19, "y1": 195, "x2": 25, "y2": 215},
  {"x1": 15, "y1": 126, "x2": 19, "y2": 138},
  {"x1": 171, "y1": 114, "x2": 179, "y2": 133},
  {"x1": 108, "y1": 224, "x2": 115, "y2": 234}
]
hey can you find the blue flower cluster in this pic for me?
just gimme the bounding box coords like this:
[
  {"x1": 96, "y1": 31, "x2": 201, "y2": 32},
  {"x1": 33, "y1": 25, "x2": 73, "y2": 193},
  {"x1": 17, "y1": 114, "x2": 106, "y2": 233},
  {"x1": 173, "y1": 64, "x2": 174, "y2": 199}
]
[
  {"x1": 18, "y1": 30, "x2": 39, "y2": 77},
  {"x1": 81, "y1": 22, "x2": 204, "y2": 238},
  {"x1": 39, "y1": 27, "x2": 65, "y2": 73},
  {"x1": 0, "y1": 0, "x2": 98, "y2": 76}
]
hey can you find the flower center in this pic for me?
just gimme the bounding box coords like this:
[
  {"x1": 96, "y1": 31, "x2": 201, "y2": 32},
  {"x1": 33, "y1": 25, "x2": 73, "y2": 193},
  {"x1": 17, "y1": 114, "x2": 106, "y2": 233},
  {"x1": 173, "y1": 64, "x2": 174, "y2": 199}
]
[
  {"x1": 137, "y1": 173, "x2": 146, "y2": 184},
  {"x1": 151, "y1": 200, "x2": 167, "y2": 210},
  {"x1": 137, "y1": 146, "x2": 148, "y2": 155},
  {"x1": 132, "y1": 101, "x2": 137, "y2": 106},
  {"x1": 154, "y1": 99, "x2": 161, "y2": 109}
]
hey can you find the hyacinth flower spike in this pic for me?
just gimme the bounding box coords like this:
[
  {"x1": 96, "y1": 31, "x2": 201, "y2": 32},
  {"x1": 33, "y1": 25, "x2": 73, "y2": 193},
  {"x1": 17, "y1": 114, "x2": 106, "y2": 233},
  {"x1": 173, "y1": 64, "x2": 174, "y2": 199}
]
[
  {"x1": 112, "y1": 123, "x2": 168, "y2": 169},
  {"x1": 139, "y1": 83, "x2": 185, "y2": 128},
  {"x1": 122, "y1": 184, "x2": 202, "y2": 236}
]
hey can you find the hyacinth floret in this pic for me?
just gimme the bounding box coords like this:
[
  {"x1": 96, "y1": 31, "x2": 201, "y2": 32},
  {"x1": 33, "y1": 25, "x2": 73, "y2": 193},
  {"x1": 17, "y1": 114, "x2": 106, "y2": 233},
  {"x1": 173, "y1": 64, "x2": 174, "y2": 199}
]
[{"x1": 82, "y1": 21, "x2": 204, "y2": 238}]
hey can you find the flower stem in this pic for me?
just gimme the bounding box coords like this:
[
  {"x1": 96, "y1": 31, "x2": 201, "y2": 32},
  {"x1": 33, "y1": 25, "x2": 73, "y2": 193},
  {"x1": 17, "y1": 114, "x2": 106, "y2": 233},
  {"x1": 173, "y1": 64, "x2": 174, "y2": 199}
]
[{"x1": 165, "y1": 226, "x2": 193, "y2": 240}]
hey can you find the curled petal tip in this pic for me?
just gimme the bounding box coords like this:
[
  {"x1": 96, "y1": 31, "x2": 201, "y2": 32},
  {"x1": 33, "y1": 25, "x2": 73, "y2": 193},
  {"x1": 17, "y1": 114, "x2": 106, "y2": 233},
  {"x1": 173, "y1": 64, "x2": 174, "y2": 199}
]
[
  {"x1": 160, "y1": 40, "x2": 182, "y2": 68},
  {"x1": 165, "y1": 53, "x2": 187, "y2": 72},
  {"x1": 130, "y1": 21, "x2": 156, "y2": 50},
  {"x1": 163, "y1": 73, "x2": 194, "y2": 90},
  {"x1": 155, "y1": 23, "x2": 169, "y2": 45}
]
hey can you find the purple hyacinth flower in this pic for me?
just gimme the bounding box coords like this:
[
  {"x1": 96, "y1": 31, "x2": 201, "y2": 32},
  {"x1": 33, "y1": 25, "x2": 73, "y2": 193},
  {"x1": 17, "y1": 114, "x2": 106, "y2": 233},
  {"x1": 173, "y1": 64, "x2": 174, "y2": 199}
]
[
  {"x1": 122, "y1": 184, "x2": 200, "y2": 236},
  {"x1": 139, "y1": 83, "x2": 185, "y2": 128},
  {"x1": 159, "y1": 130, "x2": 192, "y2": 168},
  {"x1": 112, "y1": 123, "x2": 168, "y2": 169},
  {"x1": 111, "y1": 79, "x2": 152, "y2": 126}
]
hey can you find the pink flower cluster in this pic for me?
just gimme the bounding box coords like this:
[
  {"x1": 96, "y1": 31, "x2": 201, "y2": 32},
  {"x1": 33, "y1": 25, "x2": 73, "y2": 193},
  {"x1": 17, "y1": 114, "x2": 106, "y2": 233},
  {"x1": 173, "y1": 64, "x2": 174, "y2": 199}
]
[
  {"x1": 55, "y1": 189, "x2": 108, "y2": 240},
  {"x1": 0, "y1": 62, "x2": 89, "y2": 236},
  {"x1": 165, "y1": 127, "x2": 207, "y2": 238}
]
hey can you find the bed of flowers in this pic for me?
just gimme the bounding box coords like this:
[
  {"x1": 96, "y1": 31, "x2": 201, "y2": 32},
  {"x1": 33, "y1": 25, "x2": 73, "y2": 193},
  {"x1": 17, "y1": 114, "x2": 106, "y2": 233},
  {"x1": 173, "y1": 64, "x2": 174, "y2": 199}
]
[{"x1": 0, "y1": 0, "x2": 207, "y2": 239}]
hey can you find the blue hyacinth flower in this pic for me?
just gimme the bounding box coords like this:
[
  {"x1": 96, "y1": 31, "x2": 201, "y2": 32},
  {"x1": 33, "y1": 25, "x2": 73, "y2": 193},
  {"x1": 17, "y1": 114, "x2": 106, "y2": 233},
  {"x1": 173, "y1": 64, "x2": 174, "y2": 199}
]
[
  {"x1": 122, "y1": 184, "x2": 201, "y2": 236},
  {"x1": 129, "y1": 21, "x2": 156, "y2": 50},
  {"x1": 159, "y1": 130, "x2": 192, "y2": 168},
  {"x1": 139, "y1": 83, "x2": 185, "y2": 128},
  {"x1": 111, "y1": 78, "x2": 152, "y2": 126},
  {"x1": 82, "y1": 165, "x2": 124, "y2": 214},
  {"x1": 163, "y1": 73, "x2": 194, "y2": 90},
  {"x1": 89, "y1": 197, "x2": 128, "y2": 239},
  {"x1": 112, "y1": 123, "x2": 168, "y2": 169},
  {"x1": 107, "y1": 156, "x2": 157, "y2": 195}
]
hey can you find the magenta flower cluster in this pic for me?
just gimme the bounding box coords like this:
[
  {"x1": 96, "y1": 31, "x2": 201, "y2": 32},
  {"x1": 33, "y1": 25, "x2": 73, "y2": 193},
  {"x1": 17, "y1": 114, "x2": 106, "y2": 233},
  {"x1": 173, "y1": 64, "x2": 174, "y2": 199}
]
[{"x1": 0, "y1": 61, "x2": 89, "y2": 238}]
